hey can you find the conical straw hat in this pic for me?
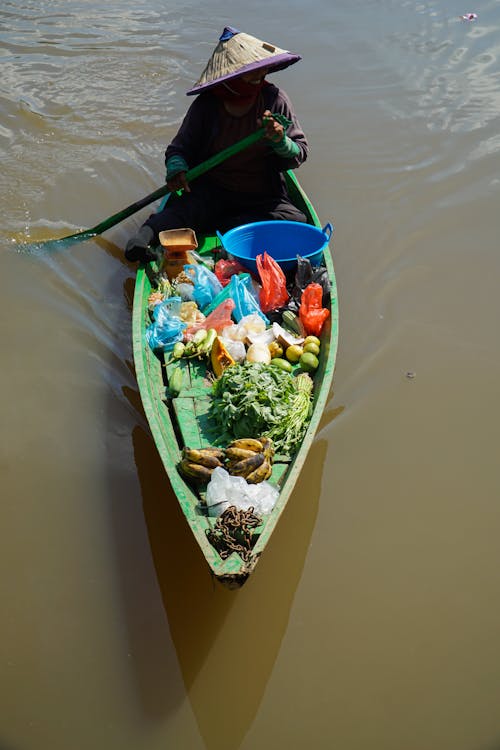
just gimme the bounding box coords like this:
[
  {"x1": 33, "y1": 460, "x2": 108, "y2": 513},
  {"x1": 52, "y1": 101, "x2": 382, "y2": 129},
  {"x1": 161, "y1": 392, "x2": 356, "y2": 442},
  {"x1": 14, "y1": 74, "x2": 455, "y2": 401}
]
[{"x1": 186, "y1": 26, "x2": 301, "y2": 96}]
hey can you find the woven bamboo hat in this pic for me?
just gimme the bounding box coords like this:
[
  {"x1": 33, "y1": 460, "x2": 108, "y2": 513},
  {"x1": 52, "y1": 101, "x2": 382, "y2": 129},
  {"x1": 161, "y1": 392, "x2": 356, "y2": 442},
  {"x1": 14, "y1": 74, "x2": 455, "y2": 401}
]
[{"x1": 186, "y1": 26, "x2": 301, "y2": 96}]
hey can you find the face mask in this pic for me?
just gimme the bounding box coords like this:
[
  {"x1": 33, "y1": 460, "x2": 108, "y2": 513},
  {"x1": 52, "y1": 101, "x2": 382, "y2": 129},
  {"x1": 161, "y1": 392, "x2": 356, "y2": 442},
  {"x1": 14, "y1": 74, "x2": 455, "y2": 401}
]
[{"x1": 212, "y1": 76, "x2": 267, "y2": 103}]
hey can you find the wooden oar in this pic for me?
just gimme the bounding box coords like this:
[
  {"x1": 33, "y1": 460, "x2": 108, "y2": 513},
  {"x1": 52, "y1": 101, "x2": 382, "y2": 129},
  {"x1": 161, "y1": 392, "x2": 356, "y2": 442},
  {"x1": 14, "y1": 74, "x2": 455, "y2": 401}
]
[{"x1": 30, "y1": 116, "x2": 289, "y2": 249}]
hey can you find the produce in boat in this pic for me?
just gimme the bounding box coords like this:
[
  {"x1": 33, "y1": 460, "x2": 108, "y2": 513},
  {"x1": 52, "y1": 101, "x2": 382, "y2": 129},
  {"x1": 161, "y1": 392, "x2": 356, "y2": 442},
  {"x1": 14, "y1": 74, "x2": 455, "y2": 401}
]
[
  {"x1": 131, "y1": 170, "x2": 338, "y2": 587},
  {"x1": 210, "y1": 336, "x2": 235, "y2": 377}
]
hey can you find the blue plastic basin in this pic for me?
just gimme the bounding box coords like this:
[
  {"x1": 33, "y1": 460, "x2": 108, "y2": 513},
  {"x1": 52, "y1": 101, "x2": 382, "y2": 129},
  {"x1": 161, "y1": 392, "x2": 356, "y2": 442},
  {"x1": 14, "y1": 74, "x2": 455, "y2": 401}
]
[{"x1": 216, "y1": 220, "x2": 333, "y2": 272}]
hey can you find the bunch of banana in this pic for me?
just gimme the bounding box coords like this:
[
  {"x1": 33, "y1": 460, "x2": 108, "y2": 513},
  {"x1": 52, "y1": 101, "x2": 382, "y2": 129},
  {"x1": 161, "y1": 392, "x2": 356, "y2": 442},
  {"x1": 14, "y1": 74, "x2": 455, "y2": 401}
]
[
  {"x1": 178, "y1": 446, "x2": 225, "y2": 484},
  {"x1": 225, "y1": 437, "x2": 274, "y2": 484}
]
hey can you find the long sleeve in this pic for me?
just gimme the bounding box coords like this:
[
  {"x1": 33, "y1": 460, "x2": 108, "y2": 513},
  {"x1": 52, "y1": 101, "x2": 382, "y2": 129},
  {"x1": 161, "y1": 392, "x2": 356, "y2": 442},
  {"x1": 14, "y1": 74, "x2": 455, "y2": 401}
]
[
  {"x1": 164, "y1": 95, "x2": 212, "y2": 172},
  {"x1": 262, "y1": 85, "x2": 308, "y2": 171}
]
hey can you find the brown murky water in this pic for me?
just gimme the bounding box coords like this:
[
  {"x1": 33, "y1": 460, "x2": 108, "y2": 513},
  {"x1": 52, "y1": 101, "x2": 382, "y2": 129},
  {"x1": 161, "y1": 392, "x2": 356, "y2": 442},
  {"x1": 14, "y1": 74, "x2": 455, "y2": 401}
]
[{"x1": 2, "y1": 1, "x2": 500, "y2": 749}]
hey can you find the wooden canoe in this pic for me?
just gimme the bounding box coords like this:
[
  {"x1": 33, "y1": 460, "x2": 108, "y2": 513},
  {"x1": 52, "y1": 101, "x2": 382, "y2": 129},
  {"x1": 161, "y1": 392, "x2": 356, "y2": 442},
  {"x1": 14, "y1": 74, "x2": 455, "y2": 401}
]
[{"x1": 132, "y1": 171, "x2": 338, "y2": 588}]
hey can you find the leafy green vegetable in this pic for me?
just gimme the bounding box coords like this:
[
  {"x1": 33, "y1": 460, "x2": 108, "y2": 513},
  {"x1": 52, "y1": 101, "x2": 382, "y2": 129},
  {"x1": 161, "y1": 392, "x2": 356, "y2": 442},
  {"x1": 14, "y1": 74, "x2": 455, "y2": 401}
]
[
  {"x1": 266, "y1": 372, "x2": 313, "y2": 454},
  {"x1": 209, "y1": 363, "x2": 313, "y2": 454}
]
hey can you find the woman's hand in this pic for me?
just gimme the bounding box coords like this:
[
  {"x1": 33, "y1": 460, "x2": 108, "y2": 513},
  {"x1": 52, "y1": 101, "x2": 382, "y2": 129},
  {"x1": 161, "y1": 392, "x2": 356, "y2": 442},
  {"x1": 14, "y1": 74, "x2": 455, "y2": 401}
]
[
  {"x1": 260, "y1": 110, "x2": 285, "y2": 143},
  {"x1": 167, "y1": 171, "x2": 190, "y2": 193}
]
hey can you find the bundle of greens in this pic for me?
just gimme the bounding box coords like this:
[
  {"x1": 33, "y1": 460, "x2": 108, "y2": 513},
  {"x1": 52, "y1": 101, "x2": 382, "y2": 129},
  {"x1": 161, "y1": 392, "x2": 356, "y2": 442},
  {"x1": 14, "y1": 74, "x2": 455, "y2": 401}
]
[
  {"x1": 209, "y1": 363, "x2": 314, "y2": 455},
  {"x1": 266, "y1": 372, "x2": 314, "y2": 454}
]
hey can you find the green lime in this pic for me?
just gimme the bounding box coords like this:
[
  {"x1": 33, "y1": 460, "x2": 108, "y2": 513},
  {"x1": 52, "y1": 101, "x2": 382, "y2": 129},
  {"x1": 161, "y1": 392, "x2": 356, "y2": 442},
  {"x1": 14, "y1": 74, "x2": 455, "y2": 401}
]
[
  {"x1": 304, "y1": 335, "x2": 321, "y2": 348},
  {"x1": 286, "y1": 344, "x2": 303, "y2": 363},
  {"x1": 303, "y1": 342, "x2": 320, "y2": 356},
  {"x1": 269, "y1": 357, "x2": 293, "y2": 373},
  {"x1": 299, "y1": 352, "x2": 319, "y2": 372}
]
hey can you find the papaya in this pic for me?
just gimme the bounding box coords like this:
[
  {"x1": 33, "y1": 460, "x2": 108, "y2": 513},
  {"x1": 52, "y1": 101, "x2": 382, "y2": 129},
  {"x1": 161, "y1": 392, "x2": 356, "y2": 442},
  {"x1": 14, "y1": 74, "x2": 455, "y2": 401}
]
[{"x1": 211, "y1": 336, "x2": 235, "y2": 378}]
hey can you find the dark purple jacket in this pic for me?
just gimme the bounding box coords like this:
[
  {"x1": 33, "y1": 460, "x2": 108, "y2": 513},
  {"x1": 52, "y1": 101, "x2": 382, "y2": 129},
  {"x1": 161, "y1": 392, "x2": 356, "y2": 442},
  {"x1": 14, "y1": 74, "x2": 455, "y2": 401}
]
[{"x1": 165, "y1": 83, "x2": 308, "y2": 196}]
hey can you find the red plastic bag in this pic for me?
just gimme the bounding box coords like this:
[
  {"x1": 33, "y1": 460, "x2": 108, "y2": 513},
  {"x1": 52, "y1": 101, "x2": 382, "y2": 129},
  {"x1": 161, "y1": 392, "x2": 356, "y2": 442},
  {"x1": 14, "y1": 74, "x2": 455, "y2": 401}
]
[
  {"x1": 214, "y1": 258, "x2": 249, "y2": 287},
  {"x1": 299, "y1": 283, "x2": 330, "y2": 336},
  {"x1": 185, "y1": 299, "x2": 235, "y2": 339},
  {"x1": 256, "y1": 252, "x2": 289, "y2": 313}
]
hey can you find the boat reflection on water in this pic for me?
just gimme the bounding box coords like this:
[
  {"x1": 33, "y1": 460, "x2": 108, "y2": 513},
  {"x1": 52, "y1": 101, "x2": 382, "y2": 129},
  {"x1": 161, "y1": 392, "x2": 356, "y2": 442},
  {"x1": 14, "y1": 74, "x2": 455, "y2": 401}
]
[{"x1": 132, "y1": 422, "x2": 327, "y2": 749}]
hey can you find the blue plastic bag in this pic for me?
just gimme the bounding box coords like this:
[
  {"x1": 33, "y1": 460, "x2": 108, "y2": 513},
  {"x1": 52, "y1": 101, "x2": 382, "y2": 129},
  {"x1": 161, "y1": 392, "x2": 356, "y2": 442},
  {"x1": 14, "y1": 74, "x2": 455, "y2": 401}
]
[
  {"x1": 184, "y1": 263, "x2": 223, "y2": 310},
  {"x1": 201, "y1": 271, "x2": 247, "y2": 315},
  {"x1": 229, "y1": 274, "x2": 269, "y2": 324},
  {"x1": 146, "y1": 297, "x2": 187, "y2": 351}
]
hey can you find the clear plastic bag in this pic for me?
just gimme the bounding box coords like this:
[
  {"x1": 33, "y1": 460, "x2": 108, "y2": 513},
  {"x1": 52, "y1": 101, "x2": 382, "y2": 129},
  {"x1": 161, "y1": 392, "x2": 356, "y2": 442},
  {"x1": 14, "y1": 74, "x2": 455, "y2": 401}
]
[
  {"x1": 218, "y1": 336, "x2": 246, "y2": 362},
  {"x1": 185, "y1": 298, "x2": 235, "y2": 338},
  {"x1": 205, "y1": 467, "x2": 278, "y2": 517},
  {"x1": 214, "y1": 258, "x2": 250, "y2": 286},
  {"x1": 221, "y1": 312, "x2": 266, "y2": 342}
]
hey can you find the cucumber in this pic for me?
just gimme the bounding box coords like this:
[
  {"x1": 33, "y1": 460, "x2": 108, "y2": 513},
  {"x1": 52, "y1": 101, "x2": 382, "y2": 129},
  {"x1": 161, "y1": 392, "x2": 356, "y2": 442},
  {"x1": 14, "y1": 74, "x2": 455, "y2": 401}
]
[
  {"x1": 269, "y1": 358, "x2": 293, "y2": 373},
  {"x1": 168, "y1": 366, "x2": 184, "y2": 396}
]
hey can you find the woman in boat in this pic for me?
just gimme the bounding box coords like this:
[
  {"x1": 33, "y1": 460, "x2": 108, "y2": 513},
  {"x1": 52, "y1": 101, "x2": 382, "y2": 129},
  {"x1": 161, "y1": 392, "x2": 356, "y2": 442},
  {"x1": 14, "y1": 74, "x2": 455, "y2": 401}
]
[{"x1": 125, "y1": 26, "x2": 309, "y2": 262}]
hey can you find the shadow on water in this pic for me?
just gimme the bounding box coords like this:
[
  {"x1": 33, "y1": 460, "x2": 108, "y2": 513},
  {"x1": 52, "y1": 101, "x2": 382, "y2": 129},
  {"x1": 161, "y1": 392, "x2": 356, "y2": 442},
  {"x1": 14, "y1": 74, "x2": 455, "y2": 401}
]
[
  {"x1": 107, "y1": 419, "x2": 188, "y2": 721},
  {"x1": 97, "y1": 259, "x2": 187, "y2": 722},
  {"x1": 0, "y1": 740, "x2": 20, "y2": 750},
  {"x1": 110, "y1": 263, "x2": 327, "y2": 748},
  {"x1": 134, "y1": 427, "x2": 327, "y2": 749}
]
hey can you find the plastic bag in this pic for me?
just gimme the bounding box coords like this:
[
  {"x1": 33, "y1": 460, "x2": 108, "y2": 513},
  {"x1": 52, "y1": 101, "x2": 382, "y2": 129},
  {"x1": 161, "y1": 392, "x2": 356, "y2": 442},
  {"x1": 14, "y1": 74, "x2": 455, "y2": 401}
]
[
  {"x1": 179, "y1": 301, "x2": 205, "y2": 326},
  {"x1": 206, "y1": 467, "x2": 278, "y2": 517},
  {"x1": 288, "y1": 256, "x2": 331, "y2": 313},
  {"x1": 200, "y1": 271, "x2": 245, "y2": 315},
  {"x1": 218, "y1": 336, "x2": 247, "y2": 362},
  {"x1": 146, "y1": 296, "x2": 187, "y2": 351},
  {"x1": 175, "y1": 282, "x2": 195, "y2": 301},
  {"x1": 298, "y1": 283, "x2": 330, "y2": 336},
  {"x1": 185, "y1": 298, "x2": 235, "y2": 338},
  {"x1": 222, "y1": 313, "x2": 267, "y2": 343},
  {"x1": 229, "y1": 273, "x2": 269, "y2": 324},
  {"x1": 184, "y1": 263, "x2": 223, "y2": 310},
  {"x1": 214, "y1": 258, "x2": 250, "y2": 287},
  {"x1": 256, "y1": 252, "x2": 289, "y2": 313}
]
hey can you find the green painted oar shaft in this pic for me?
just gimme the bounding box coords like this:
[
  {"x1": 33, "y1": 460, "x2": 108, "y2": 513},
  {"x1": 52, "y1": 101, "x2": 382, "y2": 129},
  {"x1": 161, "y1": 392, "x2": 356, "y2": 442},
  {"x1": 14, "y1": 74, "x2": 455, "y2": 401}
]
[{"x1": 50, "y1": 126, "x2": 268, "y2": 247}]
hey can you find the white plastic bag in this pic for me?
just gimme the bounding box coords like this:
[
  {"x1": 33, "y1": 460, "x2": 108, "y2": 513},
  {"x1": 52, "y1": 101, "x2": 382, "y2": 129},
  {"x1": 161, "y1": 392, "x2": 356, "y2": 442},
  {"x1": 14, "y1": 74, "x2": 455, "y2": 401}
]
[
  {"x1": 205, "y1": 467, "x2": 278, "y2": 517},
  {"x1": 221, "y1": 312, "x2": 266, "y2": 343},
  {"x1": 218, "y1": 336, "x2": 246, "y2": 362}
]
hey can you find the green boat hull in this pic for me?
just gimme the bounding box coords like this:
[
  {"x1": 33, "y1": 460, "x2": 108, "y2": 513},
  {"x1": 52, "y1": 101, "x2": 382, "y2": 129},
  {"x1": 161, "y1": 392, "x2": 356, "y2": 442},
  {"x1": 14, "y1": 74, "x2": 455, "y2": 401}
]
[{"x1": 132, "y1": 171, "x2": 338, "y2": 588}]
